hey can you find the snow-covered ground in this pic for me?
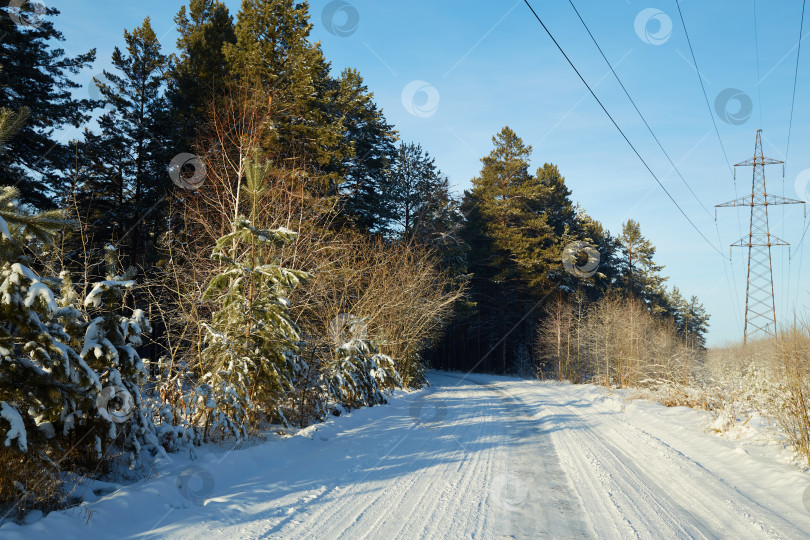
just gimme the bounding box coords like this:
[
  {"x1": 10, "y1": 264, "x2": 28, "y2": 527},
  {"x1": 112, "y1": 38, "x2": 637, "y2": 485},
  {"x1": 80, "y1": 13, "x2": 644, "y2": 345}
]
[{"x1": 5, "y1": 371, "x2": 810, "y2": 539}]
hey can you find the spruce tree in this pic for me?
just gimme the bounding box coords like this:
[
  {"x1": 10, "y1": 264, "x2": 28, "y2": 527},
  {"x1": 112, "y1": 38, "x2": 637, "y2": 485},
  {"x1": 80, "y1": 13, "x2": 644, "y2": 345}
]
[
  {"x1": 0, "y1": 185, "x2": 94, "y2": 454},
  {"x1": 78, "y1": 247, "x2": 159, "y2": 465},
  {"x1": 535, "y1": 163, "x2": 578, "y2": 238},
  {"x1": 337, "y1": 69, "x2": 398, "y2": 233},
  {"x1": 74, "y1": 18, "x2": 172, "y2": 270},
  {"x1": 0, "y1": 109, "x2": 95, "y2": 456},
  {"x1": 0, "y1": 3, "x2": 96, "y2": 208},
  {"x1": 532, "y1": 163, "x2": 583, "y2": 293},
  {"x1": 386, "y1": 142, "x2": 453, "y2": 240},
  {"x1": 574, "y1": 209, "x2": 621, "y2": 298}
]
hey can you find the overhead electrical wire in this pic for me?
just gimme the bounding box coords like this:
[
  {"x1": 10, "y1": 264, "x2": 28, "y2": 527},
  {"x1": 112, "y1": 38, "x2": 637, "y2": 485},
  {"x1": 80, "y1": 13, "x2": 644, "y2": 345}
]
[
  {"x1": 785, "y1": 0, "x2": 807, "y2": 166},
  {"x1": 674, "y1": 0, "x2": 735, "y2": 178},
  {"x1": 565, "y1": 0, "x2": 714, "y2": 220},
  {"x1": 675, "y1": 0, "x2": 750, "y2": 335},
  {"x1": 674, "y1": 0, "x2": 746, "y2": 261},
  {"x1": 521, "y1": 0, "x2": 725, "y2": 258},
  {"x1": 753, "y1": 0, "x2": 764, "y2": 129},
  {"x1": 794, "y1": 217, "x2": 810, "y2": 255},
  {"x1": 564, "y1": 0, "x2": 743, "y2": 333},
  {"x1": 795, "y1": 214, "x2": 808, "y2": 309},
  {"x1": 786, "y1": 1, "x2": 808, "y2": 317}
]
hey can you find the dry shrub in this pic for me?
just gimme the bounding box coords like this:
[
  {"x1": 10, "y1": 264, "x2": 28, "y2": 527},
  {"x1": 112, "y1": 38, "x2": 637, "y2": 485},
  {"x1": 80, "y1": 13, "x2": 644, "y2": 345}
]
[
  {"x1": 291, "y1": 234, "x2": 461, "y2": 387},
  {"x1": 654, "y1": 382, "x2": 711, "y2": 409},
  {"x1": 700, "y1": 325, "x2": 810, "y2": 465},
  {"x1": 536, "y1": 293, "x2": 700, "y2": 388},
  {"x1": 771, "y1": 323, "x2": 810, "y2": 464},
  {"x1": 0, "y1": 447, "x2": 68, "y2": 522}
]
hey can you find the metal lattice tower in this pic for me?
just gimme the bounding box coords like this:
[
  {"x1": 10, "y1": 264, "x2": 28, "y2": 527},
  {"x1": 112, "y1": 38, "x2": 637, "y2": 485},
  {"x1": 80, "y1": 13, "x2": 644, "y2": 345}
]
[{"x1": 716, "y1": 130, "x2": 805, "y2": 343}]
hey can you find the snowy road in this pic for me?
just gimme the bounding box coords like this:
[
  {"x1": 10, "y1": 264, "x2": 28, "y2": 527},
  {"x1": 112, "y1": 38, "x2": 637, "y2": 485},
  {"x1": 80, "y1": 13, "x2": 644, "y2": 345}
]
[{"x1": 7, "y1": 372, "x2": 810, "y2": 539}]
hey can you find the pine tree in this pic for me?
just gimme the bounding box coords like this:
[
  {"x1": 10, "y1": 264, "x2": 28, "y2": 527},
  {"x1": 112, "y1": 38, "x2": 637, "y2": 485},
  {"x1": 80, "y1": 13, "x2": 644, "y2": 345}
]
[
  {"x1": 469, "y1": 127, "x2": 557, "y2": 293},
  {"x1": 663, "y1": 286, "x2": 709, "y2": 348},
  {"x1": 169, "y1": 0, "x2": 236, "y2": 150},
  {"x1": 0, "y1": 3, "x2": 96, "y2": 208},
  {"x1": 667, "y1": 285, "x2": 688, "y2": 332},
  {"x1": 461, "y1": 127, "x2": 557, "y2": 372},
  {"x1": 224, "y1": 0, "x2": 348, "y2": 188},
  {"x1": 684, "y1": 295, "x2": 710, "y2": 349},
  {"x1": 617, "y1": 219, "x2": 668, "y2": 312}
]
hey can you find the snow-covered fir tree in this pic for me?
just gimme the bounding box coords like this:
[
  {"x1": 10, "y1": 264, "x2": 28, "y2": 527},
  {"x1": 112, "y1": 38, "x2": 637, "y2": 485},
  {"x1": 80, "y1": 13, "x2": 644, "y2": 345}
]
[
  {"x1": 200, "y1": 157, "x2": 308, "y2": 439},
  {"x1": 78, "y1": 246, "x2": 160, "y2": 464},
  {"x1": 0, "y1": 108, "x2": 98, "y2": 456},
  {"x1": 324, "y1": 323, "x2": 402, "y2": 410},
  {"x1": 0, "y1": 184, "x2": 97, "y2": 454}
]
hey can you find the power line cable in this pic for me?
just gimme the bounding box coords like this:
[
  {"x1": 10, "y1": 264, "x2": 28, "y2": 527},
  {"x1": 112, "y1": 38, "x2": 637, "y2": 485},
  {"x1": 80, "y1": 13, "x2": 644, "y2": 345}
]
[
  {"x1": 521, "y1": 0, "x2": 725, "y2": 257},
  {"x1": 793, "y1": 215, "x2": 810, "y2": 255},
  {"x1": 674, "y1": 0, "x2": 750, "y2": 325},
  {"x1": 786, "y1": 0, "x2": 807, "y2": 165},
  {"x1": 674, "y1": 0, "x2": 734, "y2": 177},
  {"x1": 753, "y1": 0, "x2": 764, "y2": 129},
  {"x1": 780, "y1": 0, "x2": 807, "y2": 324},
  {"x1": 565, "y1": 0, "x2": 743, "y2": 328},
  {"x1": 674, "y1": 0, "x2": 745, "y2": 243},
  {"x1": 794, "y1": 213, "x2": 808, "y2": 310},
  {"x1": 566, "y1": 0, "x2": 714, "y2": 220}
]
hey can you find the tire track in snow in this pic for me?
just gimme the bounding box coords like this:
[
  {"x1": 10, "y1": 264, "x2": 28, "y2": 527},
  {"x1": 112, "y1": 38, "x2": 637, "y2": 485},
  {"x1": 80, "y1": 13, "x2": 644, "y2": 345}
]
[
  {"x1": 432, "y1": 373, "x2": 592, "y2": 539},
  {"x1": 538, "y1": 381, "x2": 802, "y2": 539},
  {"x1": 354, "y1": 384, "x2": 476, "y2": 539},
  {"x1": 276, "y1": 379, "x2": 493, "y2": 539}
]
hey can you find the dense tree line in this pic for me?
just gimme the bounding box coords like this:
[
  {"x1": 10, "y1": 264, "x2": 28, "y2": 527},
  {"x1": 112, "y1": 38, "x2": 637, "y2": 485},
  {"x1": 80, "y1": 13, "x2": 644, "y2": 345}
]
[
  {"x1": 426, "y1": 127, "x2": 709, "y2": 374},
  {"x1": 0, "y1": 0, "x2": 708, "y2": 515}
]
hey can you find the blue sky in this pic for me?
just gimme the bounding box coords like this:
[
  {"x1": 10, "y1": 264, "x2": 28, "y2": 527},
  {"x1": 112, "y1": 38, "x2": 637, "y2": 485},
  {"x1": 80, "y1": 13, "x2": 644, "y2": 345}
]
[{"x1": 46, "y1": 0, "x2": 810, "y2": 346}]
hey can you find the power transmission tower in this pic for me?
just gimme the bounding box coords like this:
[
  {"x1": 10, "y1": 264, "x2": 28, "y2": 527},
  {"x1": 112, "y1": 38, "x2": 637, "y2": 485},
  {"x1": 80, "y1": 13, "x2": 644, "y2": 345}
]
[{"x1": 716, "y1": 129, "x2": 805, "y2": 343}]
